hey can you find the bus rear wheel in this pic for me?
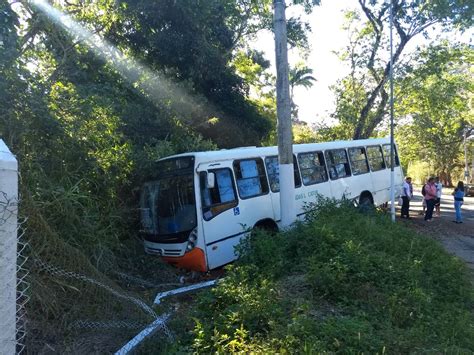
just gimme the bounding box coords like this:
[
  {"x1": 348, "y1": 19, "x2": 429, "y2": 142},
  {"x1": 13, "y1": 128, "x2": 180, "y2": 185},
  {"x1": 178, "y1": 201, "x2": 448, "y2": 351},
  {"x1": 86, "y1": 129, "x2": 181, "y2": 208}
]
[
  {"x1": 253, "y1": 219, "x2": 279, "y2": 234},
  {"x1": 358, "y1": 193, "x2": 374, "y2": 213}
]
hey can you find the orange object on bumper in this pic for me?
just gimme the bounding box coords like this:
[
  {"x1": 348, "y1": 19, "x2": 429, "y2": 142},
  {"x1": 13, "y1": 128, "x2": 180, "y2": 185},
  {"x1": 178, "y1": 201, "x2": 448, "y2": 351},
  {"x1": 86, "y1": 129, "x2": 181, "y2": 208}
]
[{"x1": 162, "y1": 247, "x2": 207, "y2": 272}]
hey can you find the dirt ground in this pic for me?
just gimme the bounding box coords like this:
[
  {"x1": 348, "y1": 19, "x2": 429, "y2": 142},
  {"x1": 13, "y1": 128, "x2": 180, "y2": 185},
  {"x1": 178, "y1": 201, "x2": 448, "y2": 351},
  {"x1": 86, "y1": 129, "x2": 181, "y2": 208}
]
[{"x1": 396, "y1": 188, "x2": 474, "y2": 279}]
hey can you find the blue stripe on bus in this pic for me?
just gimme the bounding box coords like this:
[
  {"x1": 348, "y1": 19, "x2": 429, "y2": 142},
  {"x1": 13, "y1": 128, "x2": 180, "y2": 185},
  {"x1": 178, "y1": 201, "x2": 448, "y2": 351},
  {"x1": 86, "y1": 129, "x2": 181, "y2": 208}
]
[
  {"x1": 206, "y1": 231, "x2": 248, "y2": 247},
  {"x1": 206, "y1": 212, "x2": 308, "y2": 247}
]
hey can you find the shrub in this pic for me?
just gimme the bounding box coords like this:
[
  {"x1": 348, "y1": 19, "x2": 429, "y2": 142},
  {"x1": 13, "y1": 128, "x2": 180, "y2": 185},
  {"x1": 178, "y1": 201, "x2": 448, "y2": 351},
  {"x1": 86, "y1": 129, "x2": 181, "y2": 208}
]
[{"x1": 185, "y1": 200, "x2": 474, "y2": 353}]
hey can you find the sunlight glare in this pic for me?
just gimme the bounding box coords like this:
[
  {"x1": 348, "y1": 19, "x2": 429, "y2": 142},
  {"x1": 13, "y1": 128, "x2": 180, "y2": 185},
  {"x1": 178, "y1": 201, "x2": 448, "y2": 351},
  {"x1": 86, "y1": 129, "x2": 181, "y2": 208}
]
[{"x1": 29, "y1": 0, "x2": 211, "y2": 123}]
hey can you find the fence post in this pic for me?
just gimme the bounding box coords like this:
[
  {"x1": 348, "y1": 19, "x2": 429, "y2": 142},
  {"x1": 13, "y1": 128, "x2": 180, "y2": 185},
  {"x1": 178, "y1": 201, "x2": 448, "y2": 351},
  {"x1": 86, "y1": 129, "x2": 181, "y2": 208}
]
[{"x1": 0, "y1": 139, "x2": 18, "y2": 355}]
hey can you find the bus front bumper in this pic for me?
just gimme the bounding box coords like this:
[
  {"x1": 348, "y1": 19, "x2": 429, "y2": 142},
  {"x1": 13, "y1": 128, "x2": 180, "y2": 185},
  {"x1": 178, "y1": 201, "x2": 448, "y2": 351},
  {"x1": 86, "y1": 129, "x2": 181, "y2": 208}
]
[
  {"x1": 144, "y1": 240, "x2": 207, "y2": 272},
  {"x1": 163, "y1": 248, "x2": 207, "y2": 272}
]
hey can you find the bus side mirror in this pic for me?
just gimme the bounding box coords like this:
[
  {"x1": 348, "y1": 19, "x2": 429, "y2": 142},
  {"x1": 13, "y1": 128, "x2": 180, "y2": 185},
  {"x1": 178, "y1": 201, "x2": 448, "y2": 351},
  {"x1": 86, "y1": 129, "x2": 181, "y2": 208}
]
[{"x1": 206, "y1": 172, "x2": 215, "y2": 189}]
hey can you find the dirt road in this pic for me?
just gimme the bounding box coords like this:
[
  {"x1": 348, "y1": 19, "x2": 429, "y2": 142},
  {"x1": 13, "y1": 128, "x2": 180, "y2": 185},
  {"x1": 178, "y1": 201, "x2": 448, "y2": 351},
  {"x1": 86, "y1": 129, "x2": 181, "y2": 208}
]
[{"x1": 395, "y1": 189, "x2": 474, "y2": 273}]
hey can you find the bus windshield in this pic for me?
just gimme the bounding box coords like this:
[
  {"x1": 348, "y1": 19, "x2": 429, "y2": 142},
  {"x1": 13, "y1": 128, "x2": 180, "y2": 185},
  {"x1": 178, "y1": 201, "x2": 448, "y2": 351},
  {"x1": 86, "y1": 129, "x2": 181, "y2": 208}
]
[{"x1": 140, "y1": 174, "x2": 197, "y2": 235}]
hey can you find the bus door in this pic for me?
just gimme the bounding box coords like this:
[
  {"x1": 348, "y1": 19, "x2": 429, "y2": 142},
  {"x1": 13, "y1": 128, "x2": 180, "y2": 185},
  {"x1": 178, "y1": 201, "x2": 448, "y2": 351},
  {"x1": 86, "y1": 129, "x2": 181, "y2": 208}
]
[
  {"x1": 197, "y1": 158, "x2": 272, "y2": 269},
  {"x1": 197, "y1": 161, "x2": 241, "y2": 269}
]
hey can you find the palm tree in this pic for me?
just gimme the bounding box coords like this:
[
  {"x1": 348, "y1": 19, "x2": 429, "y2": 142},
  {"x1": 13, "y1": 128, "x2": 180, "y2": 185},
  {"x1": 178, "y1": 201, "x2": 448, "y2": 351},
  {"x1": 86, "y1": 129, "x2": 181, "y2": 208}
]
[{"x1": 289, "y1": 65, "x2": 316, "y2": 121}]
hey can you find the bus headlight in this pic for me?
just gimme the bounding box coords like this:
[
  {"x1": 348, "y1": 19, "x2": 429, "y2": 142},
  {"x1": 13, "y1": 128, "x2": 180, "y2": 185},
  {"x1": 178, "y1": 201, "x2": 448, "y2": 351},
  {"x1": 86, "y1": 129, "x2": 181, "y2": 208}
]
[
  {"x1": 188, "y1": 229, "x2": 198, "y2": 243},
  {"x1": 186, "y1": 241, "x2": 195, "y2": 251},
  {"x1": 186, "y1": 229, "x2": 198, "y2": 252}
]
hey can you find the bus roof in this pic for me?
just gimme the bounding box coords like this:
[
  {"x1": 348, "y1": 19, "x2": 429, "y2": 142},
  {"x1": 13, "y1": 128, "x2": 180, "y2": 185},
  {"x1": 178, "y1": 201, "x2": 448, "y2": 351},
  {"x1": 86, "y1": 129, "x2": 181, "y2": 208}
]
[{"x1": 160, "y1": 137, "x2": 392, "y2": 164}]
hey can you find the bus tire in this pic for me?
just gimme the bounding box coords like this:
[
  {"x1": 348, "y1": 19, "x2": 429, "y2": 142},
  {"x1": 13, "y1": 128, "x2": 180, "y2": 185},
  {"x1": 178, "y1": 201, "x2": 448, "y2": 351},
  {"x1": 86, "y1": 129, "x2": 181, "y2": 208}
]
[
  {"x1": 358, "y1": 192, "x2": 374, "y2": 213},
  {"x1": 253, "y1": 219, "x2": 279, "y2": 234}
]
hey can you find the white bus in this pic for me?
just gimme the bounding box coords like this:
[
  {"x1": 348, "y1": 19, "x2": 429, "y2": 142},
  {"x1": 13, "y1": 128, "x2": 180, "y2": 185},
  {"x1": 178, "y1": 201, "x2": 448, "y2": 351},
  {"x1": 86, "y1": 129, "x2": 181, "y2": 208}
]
[{"x1": 139, "y1": 137, "x2": 403, "y2": 271}]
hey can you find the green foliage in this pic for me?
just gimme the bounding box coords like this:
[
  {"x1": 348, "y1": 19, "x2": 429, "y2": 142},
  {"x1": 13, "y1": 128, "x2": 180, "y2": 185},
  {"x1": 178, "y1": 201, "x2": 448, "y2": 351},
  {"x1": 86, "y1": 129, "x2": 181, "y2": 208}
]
[
  {"x1": 293, "y1": 124, "x2": 318, "y2": 143},
  {"x1": 406, "y1": 160, "x2": 431, "y2": 185},
  {"x1": 395, "y1": 43, "x2": 473, "y2": 185},
  {"x1": 112, "y1": 0, "x2": 278, "y2": 147},
  {"x1": 1, "y1": 0, "x2": 291, "y2": 270},
  {"x1": 289, "y1": 63, "x2": 316, "y2": 121},
  {"x1": 331, "y1": 76, "x2": 370, "y2": 139},
  {"x1": 332, "y1": 0, "x2": 473, "y2": 140},
  {"x1": 289, "y1": 63, "x2": 317, "y2": 92},
  {"x1": 184, "y1": 201, "x2": 474, "y2": 353},
  {"x1": 0, "y1": 0, "x2": 325, "y2": 351},
  {"x1": 0, "y1": 0, "x2": 315, "y2": 350}
]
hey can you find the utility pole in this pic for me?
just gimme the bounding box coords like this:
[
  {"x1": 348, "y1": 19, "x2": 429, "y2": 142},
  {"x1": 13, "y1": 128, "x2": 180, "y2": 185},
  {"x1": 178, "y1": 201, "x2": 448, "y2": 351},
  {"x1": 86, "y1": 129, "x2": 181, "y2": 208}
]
[
  {"x1": 471, "y1": 145, "x2": 474, "y2": 184},
  {"x1": 464, "y1": 128, "x2": 470, "y2": 182},
  {"x1": 389, "y1": 0, "x2": 396, "y2": 222},
  {"x1": 273, "y1": 0, "x2": 296, "y2": 227}
]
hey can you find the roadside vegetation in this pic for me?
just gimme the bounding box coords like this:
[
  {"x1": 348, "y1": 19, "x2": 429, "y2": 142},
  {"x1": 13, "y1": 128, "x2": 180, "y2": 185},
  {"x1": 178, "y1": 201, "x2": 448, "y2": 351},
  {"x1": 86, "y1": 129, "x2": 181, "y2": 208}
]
[
  {"x1": 161, "y1": 201, "x2": 474, "y2": 353},
  {"x1": 1, "y1": 0, "x2": 472, "y2": 351}
]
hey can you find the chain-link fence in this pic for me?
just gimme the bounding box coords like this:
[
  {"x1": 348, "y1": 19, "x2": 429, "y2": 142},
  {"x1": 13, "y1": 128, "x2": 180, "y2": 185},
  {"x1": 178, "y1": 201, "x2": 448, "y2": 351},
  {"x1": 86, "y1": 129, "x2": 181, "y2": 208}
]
[
  {"x1": 1, "y1": 190, "x2": 176, "y2": 353},
  {"x1": 15, "y1": 217, "x2": 29, "y2": 355},
  {"x1": 32, "y1": 258, "x2": 173, "y2": 353},
  {"x1": 2, "y1": 140, "x2": 179, "y2": 354}
]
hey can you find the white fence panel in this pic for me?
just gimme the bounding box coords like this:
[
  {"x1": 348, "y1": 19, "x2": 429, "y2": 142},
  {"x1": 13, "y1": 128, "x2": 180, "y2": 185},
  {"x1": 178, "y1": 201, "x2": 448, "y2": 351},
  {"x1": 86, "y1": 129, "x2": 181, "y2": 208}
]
[{"x1": 0, "y1": 139, "x2": 18, "y2": 355}]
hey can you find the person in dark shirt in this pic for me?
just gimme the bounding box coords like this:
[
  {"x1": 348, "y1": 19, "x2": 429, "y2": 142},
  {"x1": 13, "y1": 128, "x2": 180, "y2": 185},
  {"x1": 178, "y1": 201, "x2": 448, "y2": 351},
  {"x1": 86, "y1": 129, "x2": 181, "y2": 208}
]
[
  {"x1": 452, "y1": 181, "x2": 465, "y2": 224},
  {"x1": 400, "y1": 176, "x2": 412, "y2": 218}
]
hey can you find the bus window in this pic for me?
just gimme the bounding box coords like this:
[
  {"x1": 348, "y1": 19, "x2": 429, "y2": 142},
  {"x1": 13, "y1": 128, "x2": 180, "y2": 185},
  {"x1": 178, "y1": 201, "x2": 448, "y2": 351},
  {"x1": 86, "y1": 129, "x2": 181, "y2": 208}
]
[
  {"x1": 382, "y1": 144, "x2": 400, "y2": 168},
  {"x1": 233, "y1": 158, "x2": 269, "y2": 199},
  {"x1": 366, "y1": 145, "x2": 385, "y2": 171},
  {"x1": 348, "y1": 147, "x2": 369, "y2": 175},
  {"x1": 325, "y1": 149, "x2": 351, "y2": 180},
  {"x1": 298, "y1": 151, "x2": 328, "y2": 185},
  {"x1": 200, "y1": 169, "x2": 238, "y2": 221},
  {"x1": 265, "y1": 155, "x2": 301, "y2": 192}
]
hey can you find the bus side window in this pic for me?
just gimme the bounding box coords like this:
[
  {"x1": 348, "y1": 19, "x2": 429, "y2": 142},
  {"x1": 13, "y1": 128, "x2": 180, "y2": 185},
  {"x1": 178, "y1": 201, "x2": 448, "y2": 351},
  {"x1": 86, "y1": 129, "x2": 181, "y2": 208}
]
[
  {"x1": 325, "y1": 149, "x2": 351, "y2": 180},
  {"x1": 298, "y1": 151, "x2": 328, "y2": 185},
  {"x1": 382, "y1": 144, "x2": 400, "y2": 168},
  {"x1": 200, "y1": 169, "x2": 238, "y2": 221},
  {"x1": 264, "y1": 155, "x2": 301, "y2": 192},
  {"x1": 233, "y1": 158, "x2": 269, "y2": 199},
  {"x1": 348, "y1": 147, "x2": 369, "y2": 175},
  {"x1": 366, "y1": 145, "x2": 385, "y2": 171}
]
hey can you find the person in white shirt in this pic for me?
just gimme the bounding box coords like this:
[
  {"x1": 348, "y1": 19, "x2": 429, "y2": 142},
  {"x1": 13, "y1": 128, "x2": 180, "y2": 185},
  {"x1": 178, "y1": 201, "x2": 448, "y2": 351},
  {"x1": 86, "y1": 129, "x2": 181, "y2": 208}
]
[
  {"x1": 435, "y1": 177, "x2": 443, "y2": 217},
  {"x1": 401, "y1": 176, "x2": 413, "y2": 219}
]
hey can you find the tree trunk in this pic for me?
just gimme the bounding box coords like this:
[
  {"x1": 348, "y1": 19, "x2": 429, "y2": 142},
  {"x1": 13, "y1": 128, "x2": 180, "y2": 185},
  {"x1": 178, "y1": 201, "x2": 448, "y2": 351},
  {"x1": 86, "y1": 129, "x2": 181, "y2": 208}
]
[
  {"x1": 352, "y1": 17, "x2": 409, "y2": 139},
  {"x1": 273, "y1": 0, "x2": 295, "y2": 227}
]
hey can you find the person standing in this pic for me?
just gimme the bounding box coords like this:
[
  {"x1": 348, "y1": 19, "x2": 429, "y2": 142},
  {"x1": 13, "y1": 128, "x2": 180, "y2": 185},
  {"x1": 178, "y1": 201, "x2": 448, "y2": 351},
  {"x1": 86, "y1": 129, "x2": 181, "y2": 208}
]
[
  {"x1": 435, "y1": 177, "x2": 443, "y2": 217},
  {"x1": 452, "y1": 181, "x2": 465, "y2": 224},
  {"x1": 424, "y1": 177, "x2": 437, "y2": 221},
  {"x1": 419, "y1": 179, "x2": 427, "y2": 215},
  {"x1": 400, "y1": 176, "x2": 413, "y2": 218}
]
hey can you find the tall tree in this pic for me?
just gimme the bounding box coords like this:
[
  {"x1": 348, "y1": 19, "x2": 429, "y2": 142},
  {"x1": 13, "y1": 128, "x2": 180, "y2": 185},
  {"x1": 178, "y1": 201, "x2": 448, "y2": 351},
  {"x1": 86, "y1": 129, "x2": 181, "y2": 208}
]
[
  {"x1": 112, "y1": 0, "x2": 319, "y2": 147},
  {"x1": 333, "y1": 0, "x2": 473, "y2": 139},
  {"x1": 396, "y1": 43, "x2": 473, "y2": 185},
  {"x1": 289, "y1": 63, "x2": 316, "y2": 121}
]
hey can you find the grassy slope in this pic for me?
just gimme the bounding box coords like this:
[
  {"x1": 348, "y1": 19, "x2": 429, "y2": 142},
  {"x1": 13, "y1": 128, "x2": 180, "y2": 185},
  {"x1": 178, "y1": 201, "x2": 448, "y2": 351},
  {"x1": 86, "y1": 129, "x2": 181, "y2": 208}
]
[
  {"x1": 164, "y1": 200, "x2": 474, "y2": 353},
  {"x1": 23, "y1": 192, "x2": 181, "y2": 353}
]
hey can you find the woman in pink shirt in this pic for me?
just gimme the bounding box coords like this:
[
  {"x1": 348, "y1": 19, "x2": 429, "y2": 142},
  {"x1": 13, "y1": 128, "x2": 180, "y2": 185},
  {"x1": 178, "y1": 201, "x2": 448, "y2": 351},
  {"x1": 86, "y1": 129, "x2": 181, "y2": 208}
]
[{"x1": 424, "y1": 177, "x2": 437, "y2": 221}]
